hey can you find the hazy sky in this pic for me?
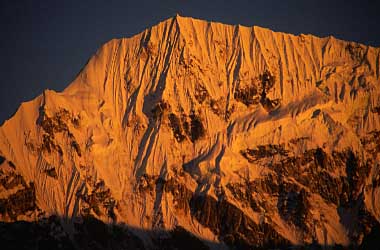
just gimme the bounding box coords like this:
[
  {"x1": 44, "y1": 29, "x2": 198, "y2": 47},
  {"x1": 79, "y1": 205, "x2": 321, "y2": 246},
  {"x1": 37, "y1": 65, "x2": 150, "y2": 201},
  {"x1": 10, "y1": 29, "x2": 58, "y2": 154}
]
[{"x1": 0, "y1": 0, "x2": 379, "y2": 123}]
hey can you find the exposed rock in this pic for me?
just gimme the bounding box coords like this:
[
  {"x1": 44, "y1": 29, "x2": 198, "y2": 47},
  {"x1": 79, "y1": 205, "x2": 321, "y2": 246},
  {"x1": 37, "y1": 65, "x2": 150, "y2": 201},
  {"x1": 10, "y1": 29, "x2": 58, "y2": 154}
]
[
  {"x1": 190, "y1": 194, "x2": 290, "y2": 249},
  {"x1": 234, "y1": 84, "x2": 259, "y2": 106},
  {"x1": 259, "y1": 70, "x2": 281, "y2": 112},
  {"x1": 168, "y1": 113, "x2": 186, "y2": 142},
  {"x1": 137, "y1": 174, "x2": 156, "y2": 193},
  {"x1": 38, "y1": 108, "x2": 71, "y2": 135},
  {"x1": 151, "y1": 101, "x2": 170, "y2": 120},
  {"x1": 8, "y1": 161, "x2": 16, "y2": 169},
  {"x1": 278, "y1": 187, "x2": 310, "y2": 230},
  {"x1": 345, "y1": 43, "x2": 365, "y2": 62},
  {"x1": 163, "y1": 178, "x2": 193, "y2": 211},
  {"x1": 44, "y1": 168, "x2": 58, "y2": 179},
  {"x1": 0, "y1": 172, "x2": 26, "y2": 189},
  {"x1": 78, "y1": 180, "x2": 116, "y2": 221},
  {"x1": 194, "y1": 84, "x2": 210, "y2": 104},
  {"x1": 0, "y1": 182, "x2": 36, "y2": 220},
  {"x1": 360, "y1": 218, "x2": 380, "y2": 249},
  {"x1": 240, "y1": 144, "x2": 288, "y2": 163},
  {"x1": 233, "y1": 70, "x2": 278, "y2": 109},
  {"x1": 188, "y1": 114, "x2": 205, "y2": 142},
  {"x1": 71, "y1": 140, "x2": 81, "y2": 157}
]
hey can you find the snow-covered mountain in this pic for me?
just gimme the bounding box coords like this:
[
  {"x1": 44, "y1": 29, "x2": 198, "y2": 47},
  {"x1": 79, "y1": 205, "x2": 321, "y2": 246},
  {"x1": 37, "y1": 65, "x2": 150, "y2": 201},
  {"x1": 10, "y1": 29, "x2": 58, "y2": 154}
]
[{"x1": 1, "y1": 15, "x2": 380, "y2": 249}]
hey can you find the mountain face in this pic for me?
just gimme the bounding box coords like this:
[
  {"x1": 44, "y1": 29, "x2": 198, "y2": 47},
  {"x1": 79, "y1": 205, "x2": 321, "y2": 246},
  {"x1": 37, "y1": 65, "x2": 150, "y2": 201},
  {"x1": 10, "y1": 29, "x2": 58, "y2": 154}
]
[{"x1": 1, "y1": 15, "x2": 380, "y2": 249}]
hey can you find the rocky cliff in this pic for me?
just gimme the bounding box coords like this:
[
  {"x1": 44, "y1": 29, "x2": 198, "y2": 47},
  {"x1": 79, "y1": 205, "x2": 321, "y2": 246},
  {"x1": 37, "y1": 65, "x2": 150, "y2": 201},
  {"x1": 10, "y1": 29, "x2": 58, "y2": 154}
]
[{"x1": 1, "y1": 15, "x2": 380, "y2": 249}]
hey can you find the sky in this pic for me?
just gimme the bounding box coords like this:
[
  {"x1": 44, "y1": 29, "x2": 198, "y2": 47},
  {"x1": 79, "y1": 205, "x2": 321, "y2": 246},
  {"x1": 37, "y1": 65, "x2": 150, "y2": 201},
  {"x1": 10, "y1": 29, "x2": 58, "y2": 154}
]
[{"x1": 0, "y1": 0, "x2": 379, "y2": 123}]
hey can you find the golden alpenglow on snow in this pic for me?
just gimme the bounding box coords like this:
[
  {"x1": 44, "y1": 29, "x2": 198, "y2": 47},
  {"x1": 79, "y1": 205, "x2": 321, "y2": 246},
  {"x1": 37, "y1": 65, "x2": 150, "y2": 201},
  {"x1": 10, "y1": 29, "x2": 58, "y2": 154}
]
[{"x1": 1, "y1": 15, "x2": 380, "y2": 249}]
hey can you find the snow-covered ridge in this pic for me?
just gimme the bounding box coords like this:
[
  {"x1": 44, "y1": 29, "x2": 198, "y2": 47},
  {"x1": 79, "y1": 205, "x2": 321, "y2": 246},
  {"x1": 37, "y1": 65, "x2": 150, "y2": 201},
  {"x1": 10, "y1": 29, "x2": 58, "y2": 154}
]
[{"x1": 0, "y1": 15, "x2": 379, "y2": 249}]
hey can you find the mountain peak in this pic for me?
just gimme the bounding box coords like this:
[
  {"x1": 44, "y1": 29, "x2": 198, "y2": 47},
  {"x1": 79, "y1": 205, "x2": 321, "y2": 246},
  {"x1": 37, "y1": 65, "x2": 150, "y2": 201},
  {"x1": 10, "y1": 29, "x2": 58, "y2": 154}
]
[{"x1": 1, "y1": 15, "x2": 380, "y2": 249}]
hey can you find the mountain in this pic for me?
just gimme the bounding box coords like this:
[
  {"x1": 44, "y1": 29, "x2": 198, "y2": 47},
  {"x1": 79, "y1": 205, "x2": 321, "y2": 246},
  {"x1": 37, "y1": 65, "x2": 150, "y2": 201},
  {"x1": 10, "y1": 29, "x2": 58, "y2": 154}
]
[{"x1": 1, "y1": 15, "x2": 380, "y2": 249}]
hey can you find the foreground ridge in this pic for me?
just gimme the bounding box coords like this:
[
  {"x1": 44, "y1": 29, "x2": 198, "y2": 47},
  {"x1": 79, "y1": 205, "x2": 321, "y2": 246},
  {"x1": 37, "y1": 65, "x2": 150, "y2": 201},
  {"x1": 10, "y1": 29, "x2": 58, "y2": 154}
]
[{"x1": 1, "y1": 15, "x2": 380, "y2": 249}]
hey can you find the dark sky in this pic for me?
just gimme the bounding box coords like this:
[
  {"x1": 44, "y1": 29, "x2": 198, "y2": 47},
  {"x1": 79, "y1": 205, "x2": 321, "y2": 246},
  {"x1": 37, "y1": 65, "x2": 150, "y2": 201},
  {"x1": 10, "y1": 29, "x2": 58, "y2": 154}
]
[{"x1": 0, "y1": 0, "x2": 379, "y2": 123}]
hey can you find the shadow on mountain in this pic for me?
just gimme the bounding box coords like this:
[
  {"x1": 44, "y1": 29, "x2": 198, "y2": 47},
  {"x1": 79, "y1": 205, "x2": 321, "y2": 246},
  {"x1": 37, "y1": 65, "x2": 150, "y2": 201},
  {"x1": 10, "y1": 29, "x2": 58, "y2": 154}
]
[
  {"x1": 1, "y1": 215, "x2": 378, "y2": 250},
  {"x1": 0, "y1": 215, "x2": 211, "y2": 250}
]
